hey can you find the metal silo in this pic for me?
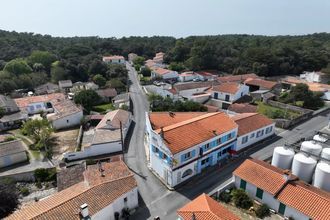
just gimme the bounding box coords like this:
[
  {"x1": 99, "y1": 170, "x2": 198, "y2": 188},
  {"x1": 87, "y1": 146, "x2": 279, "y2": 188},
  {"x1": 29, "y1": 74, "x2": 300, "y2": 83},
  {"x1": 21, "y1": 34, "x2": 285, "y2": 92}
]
[
  {"x1": 300, "y1": 141, "x2": 322, "y2": 156},
  {"x1": 292, "y1": 153, "x2": 317, "y2": 183},
  {"x1": 271, "y1": 146, "x2": 295, "y2": 170}
]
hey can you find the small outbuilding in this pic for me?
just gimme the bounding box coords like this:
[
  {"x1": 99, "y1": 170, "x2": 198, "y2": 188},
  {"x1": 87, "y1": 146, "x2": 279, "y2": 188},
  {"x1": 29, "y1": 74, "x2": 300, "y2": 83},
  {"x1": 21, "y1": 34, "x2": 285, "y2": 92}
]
[{"x1": 0, "y1": 140, "x2": 27, "y2": 168}]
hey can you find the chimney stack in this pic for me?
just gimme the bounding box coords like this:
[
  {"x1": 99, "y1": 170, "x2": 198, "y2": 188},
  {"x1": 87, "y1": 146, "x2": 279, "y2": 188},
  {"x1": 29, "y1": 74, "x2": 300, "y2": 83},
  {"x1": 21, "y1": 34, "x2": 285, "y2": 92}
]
[
  {"x1": 160, "y1": 127, "x2": 164, "y2": 139},
  {"x1": 80, "y1": 203, "x2": 89, "y2": 218}
]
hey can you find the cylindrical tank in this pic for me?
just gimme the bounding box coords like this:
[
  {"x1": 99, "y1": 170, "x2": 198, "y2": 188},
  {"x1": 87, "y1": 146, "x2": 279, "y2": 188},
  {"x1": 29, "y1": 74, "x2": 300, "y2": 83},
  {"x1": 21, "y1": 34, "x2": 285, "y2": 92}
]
[
  {"x1": 271, "y1": 146, "x2": 295, "y2": 170},
  {"x1": 301, "y1": 141, "x2": 322, "y2": 156},
  {"x1": 292, "y1": 153, "x2": 317, "y2": 183},
  {"x1": 313, "y1": 134, "x2": 327, "y2": 143},
  {"x1": 313, "y1": 162, "x2": 330, "y2": 192},
  {"x1": 321, "y1": 148, "x2": 330, "y2": 161}
]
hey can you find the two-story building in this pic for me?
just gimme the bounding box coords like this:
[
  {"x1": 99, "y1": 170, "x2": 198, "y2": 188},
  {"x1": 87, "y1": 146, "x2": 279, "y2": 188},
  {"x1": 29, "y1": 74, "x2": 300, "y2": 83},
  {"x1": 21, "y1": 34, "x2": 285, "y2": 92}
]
[
  {"x1": 151, "y1": 68, "x2": 179, "y2": 81},
  {"x1": 102, "y1": 55, "x2": 126, "y2": 65},
  {"x1": 145, "y1": 112, "x2": 238, "y2": 188},
  {"x1": 211, "y1": 82, "x2": 250, "y2": 109},
  {"x1": 234, "y1": 159, "x2": 330, "y2": 220}
]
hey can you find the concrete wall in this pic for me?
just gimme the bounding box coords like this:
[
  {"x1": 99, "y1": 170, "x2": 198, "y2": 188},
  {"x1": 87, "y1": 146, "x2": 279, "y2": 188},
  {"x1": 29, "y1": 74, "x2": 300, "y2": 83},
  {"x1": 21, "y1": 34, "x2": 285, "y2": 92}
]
[
  {"x1": 51, "y1": 111, "x2": 83, "y2": 130},
  {"x1": 92, "y1": 187, "x2": 138, "y2": 220},
  {"x1": 235, "y1": 124, "x2": 275, "y2": 151},
  {"x1": 179, "y1": 87, "x2": 210, "y2": 98},
  {"x1": 0, "y1": 152, "x2": 28, "y2": 168},
  {"x1": 234, "y1": 176, "x2": 309, "y2": 220}
]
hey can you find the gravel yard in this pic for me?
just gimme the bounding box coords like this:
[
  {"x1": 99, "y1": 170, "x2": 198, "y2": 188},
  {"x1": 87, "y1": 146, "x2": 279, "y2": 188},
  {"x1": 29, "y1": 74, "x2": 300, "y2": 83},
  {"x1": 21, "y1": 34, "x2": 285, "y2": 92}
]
[{"x1": 51, "y1": 129, "x2": 79, "y2": 161}]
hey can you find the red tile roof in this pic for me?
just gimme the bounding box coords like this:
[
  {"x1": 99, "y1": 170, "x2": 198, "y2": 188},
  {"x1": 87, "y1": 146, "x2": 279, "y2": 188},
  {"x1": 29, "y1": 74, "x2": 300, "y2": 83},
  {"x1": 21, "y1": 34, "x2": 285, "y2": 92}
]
[
  {"x1": 228, "y1": 103, "x2": 257, "y2": 113},
  {"x1": 103, "y1": 55, "x2": 125, "y2": 60},
  {"x1": 244, "y1": 78, "x2": 277, "y2": 90},
  {"x1": 232, "y1": 113, "x2": 273, "y2": 136},
  {"x1": 212, "y1": 82, "x2": 241, "y2": 94},
  {"x1": 177, "y1": 193, "x2": 240, "y2": 220},
  {"x1": 150, "y1": 112, "x2": 237, "y2": 154},
  {"x1": 218, "y1": 74, "x2": 258, "y2": 83},
  {"x1": 14, "y1": 93, "x2": 66, "y2": 108},
  {"x1": 7, "y1": 160, "x2": 137, "y2": 220},
  {"x1": 234, "y1": 159, "x2": 330, "y2": 220},
  {"x1": 153, "y1": 67, "x2": 172, "y2": 75},
  {"x1": 96, "y1": 88, "x2": 117, "y2": 98},
  {"x1": 95, "y1": 109, "x2": 130, "y2": 129}
]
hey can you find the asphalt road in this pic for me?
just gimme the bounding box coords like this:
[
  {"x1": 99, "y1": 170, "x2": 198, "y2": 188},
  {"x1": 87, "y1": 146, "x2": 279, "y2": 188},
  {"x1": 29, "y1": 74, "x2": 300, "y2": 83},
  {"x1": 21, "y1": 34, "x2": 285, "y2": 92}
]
[{"x1": 125, "y1": 63, "x2": 330, "y2": 220}]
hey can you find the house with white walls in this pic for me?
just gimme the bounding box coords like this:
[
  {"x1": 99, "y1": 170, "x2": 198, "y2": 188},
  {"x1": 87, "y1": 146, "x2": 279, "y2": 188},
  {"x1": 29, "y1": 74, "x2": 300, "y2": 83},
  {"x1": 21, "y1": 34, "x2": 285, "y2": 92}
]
[
  {"x1": 211, "y1": 82, "x2": 250, "y2": 109},
  {"x1": 102, "y1": 55, "x2": 126, "y2": 65},
  {"x1": 151, "y1": 68, "x2": 179, "y2": 80},
  {"x1": 178, "y1": 72, "x2": 198, "y2": 82},
  {"x1": 64, "y1": 109, "x2": 131, "y2": 161},
  {"x1": 300, "y1": 71, "x2": 330, "y2": 84},
  {"x1": 232, "y1": 113, "x2": 275, "y2": 152},
  {"x1": 7, "y1": 160, "x2": 138, "y2": 220},
  {"x1": 145, "y1": 112, "x2": 238, "y2": 188},
  {"x1": 234, "y1": 159, "x2": 330, "y2": 220}
]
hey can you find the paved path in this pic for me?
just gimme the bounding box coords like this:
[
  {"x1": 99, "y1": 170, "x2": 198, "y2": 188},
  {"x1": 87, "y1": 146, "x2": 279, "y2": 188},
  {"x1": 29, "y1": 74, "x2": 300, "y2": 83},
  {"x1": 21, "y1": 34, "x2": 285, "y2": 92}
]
[{"x1": 125, "y1": 62, "x2": 330, "y2": 219}]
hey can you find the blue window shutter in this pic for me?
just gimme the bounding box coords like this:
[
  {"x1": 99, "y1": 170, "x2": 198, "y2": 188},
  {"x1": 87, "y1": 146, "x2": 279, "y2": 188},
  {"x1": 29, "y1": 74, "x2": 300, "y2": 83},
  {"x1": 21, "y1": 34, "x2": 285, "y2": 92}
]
[
  {"x1": 167, "y1": 157, "x2": 171, "y2": 164},
  {"x1": 159, "y1": 151, "x2": 163, "y2": 159},
  {"x1": 232, "y1": 131, "x2": 235, "y2": 137},
  {"x1": 191, "y1": 150, "x2": 196, "y2": 158},
  {"x1": 152, "y1": 145, "x2": 156, "y2": 152},
  {"x1": 181, "y1": 154, "x2": 186, "y2": 163},
  {"x1": 222, "y1": 136, "x2": 227, "y2": 143}
]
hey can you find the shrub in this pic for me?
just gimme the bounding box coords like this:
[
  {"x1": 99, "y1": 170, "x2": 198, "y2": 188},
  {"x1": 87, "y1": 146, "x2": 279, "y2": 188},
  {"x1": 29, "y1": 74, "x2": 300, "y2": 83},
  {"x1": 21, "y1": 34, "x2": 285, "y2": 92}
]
[
  {"x1": 19, "y1": 187, "x2": 30, "y2": 196},
  {"x1": 255, "y1": 204, "x2": 270, "y2": 218},
  {"x1": 34, "y1": 168, "x2": 56, "y2": 182},
  {"x1": 4, "y1": 136, "x2": 15, "y2": 142},
  {"x1": 35, "y1": 181, "x2": 42, "y2": 189},
  {"x1": 231, "y1": 189, "x2": 253, "y2": 209},
  {"x1": 219, "y1": 191, "x2": 232, "y2": 203}
]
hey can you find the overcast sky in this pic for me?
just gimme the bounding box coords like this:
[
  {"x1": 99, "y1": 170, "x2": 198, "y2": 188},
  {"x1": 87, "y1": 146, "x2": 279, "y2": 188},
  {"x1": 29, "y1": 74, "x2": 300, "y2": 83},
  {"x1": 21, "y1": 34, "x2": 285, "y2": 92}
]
[{"x1": 0, "y1": 0, "x2": 329, "y2": 38}]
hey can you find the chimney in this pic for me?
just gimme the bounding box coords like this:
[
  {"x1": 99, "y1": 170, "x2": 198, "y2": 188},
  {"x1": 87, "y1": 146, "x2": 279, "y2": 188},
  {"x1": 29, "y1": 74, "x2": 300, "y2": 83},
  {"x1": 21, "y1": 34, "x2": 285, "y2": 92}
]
[
  {"x1": 169, "y1": 111, "x2": 175, "y2": 117},
  {"x1": 80, "y1": 203, "x2": 89, "y2": 218},
  {"x1": 212, "y1": 130, "x2": 217, "y2": 136},
  {"x1": 98, "y1": 161, "x2": 105, "y2": 177},
  {"x1": 160, "y1": 127, "x2": 164, "y2": 139}
]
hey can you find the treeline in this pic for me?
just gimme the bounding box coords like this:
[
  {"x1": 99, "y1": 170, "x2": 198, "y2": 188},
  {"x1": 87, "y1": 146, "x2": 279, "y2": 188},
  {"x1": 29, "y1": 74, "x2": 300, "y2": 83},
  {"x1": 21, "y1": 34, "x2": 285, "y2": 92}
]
[{"x1": 0, "y1": 30, "x2": 330, "y2": 85}]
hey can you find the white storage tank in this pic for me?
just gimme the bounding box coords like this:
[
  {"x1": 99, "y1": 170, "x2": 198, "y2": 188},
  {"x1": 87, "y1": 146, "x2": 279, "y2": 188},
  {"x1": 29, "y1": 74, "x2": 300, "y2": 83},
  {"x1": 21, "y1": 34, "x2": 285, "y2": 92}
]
[
  {"x1": 313, "y1": 134, "x2": 327, "y2": 143},
  {"x1": 271, "y1": 146, "x2": 295, "y2": 170},
  {"x1": 292, "y1": 153, "x2": 317, "y2": 183},
  {"x1": 301, "y1": 141, "x2": 322, "y2": 156},
  {"x1": 313, "y1": 162, "x2": 330, "y2": 192},
  {"x1": 321, "y1": 148, "x2": 330, "y2": 161}
]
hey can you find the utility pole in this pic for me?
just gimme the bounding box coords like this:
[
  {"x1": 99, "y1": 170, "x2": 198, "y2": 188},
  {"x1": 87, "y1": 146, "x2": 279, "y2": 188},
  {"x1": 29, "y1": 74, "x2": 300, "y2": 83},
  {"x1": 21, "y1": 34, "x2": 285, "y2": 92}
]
[{"x1": 119, "y1": 121, "x2": 125, "y2": 162}]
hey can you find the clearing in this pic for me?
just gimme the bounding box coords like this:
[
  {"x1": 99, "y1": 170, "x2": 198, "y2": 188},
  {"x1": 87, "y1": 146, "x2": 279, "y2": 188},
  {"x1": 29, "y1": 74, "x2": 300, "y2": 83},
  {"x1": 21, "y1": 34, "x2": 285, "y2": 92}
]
[{"x1": 51, "y1": 129, "x2": 79, "y2": 161}]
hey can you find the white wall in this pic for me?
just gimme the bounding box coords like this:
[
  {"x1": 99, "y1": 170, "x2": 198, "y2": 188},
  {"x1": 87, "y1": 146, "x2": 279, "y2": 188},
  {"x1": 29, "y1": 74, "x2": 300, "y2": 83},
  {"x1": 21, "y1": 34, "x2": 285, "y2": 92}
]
[
  {"x1": 86, "y1": 141, "x2": 122, "y2": 157},
  {"x1": 179, "y1": 87, "x2": 210, "y2": 98},
  {"x1": 92, "y1": 187, "x2": 138, "y2": 220},
  {"x1": 51, "y1": 111, "x2": 83, "y2": 130},
  {"x1": 234, "y1": 176, "x2": 309, "y2": 220},
  {"x1": 103, "y1": 58, "x2": 125, "y2": 65},
  {"x1": 179, "y1": 75, "x2": 197, "y2": 82},
  {"x1": 0, "y1": 152, "x2": 27, "y2": 168},
  {"x1": 162, "y1": 71, "x2": 179, "y2": 80},
  {"x1": 235, "y1": 124, "x2": 275, "y2": 151},
  {"x1": 212, "y1": 84, "x2": 249, "y2": 103}
]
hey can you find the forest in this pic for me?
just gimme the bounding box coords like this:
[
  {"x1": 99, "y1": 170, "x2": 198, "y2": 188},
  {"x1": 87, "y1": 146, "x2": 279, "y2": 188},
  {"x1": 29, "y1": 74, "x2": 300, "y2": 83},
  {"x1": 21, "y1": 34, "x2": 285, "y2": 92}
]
[{"x1": 0, "y1": 30, "x2": 330, "y2": 94}]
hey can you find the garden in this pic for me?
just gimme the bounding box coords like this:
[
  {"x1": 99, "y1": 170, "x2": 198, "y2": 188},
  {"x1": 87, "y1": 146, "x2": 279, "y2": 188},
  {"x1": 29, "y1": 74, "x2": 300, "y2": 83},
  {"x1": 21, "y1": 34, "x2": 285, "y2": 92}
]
[{"x1": 257, "y1": 101, "x2": 301, "y2": 120}]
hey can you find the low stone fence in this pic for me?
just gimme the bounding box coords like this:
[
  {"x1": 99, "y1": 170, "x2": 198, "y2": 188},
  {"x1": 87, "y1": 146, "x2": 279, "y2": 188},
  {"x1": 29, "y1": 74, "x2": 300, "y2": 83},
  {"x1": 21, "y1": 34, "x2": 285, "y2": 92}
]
[
  {"x1": 0, "y1": 170, "x2": 36, "y2": 182},
  {"x1": 75, "y1": 125, "x2": 83, "y2": 151},
  {"x1": 264, "y1": 100, "x2": 314, "y2": 129}
]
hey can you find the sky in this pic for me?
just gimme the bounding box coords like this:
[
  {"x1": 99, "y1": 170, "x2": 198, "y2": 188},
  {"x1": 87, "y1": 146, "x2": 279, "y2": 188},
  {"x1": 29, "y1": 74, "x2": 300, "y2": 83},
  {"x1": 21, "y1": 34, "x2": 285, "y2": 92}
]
[{"x1": 0, "y1": 0, "x2": 329, "y2": 38}]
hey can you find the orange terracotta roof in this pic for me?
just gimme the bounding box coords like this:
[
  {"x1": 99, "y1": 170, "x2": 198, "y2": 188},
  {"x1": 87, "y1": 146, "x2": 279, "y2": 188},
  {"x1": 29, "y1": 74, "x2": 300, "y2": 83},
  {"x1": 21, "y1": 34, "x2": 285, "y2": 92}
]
[
  {"x1": 7, "y1": 161, "x2": 137, "y2": 220},
  {"x1": 14, "y1": 93, "x2": 65, "y2": 108},
  {"x1": 153, "y1": 67, "x2": 172, "y2": 75},
  {"x1": 149, "y1": 112, "x2": 207, "y2": 130},
  {"x1": 177, "y1": 193, "x2": 240, "y2": 220},
  {"x1": 232, "y1": 113, "x2": 273, "y2": 136},
  {"x1": 218, "y1": 73, "x2": 258, "y2": 83},
  {"x1": 212, "y1": 82, "x2": 241, "y2": 94},
  {"x1": 244, "y1": 78, "x2": 277, "y2": 90},
  {"x1": 234, "y1": 159, "x2": 330, "y2": 220},
  {"x1": 151, "y1": 112, "x2": 237, "y2": 154},
  {"x1": 283, "y1": 77, "x2": 330, "y2": 92},
  {"x1": 102, "y1": 55, "x2": 125, "y2": 60},
  {"x1": 95, "y1": 109, "x2": 130, "y2": 129},
  {"x1": 228, "y1": 103, "x2": 257, "y2": 113}
]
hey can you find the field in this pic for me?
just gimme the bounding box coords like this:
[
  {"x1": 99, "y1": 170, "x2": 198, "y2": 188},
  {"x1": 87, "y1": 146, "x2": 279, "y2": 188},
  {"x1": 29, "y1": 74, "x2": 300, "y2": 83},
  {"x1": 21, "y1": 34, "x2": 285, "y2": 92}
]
[
  {"x1": 257, "y1": 102, "x2": 301, "y2": 120},
  {"x1": 51, "y1": 129, "x2": 79, "y2": 160},
  {"x1": 92, "y1": 103, "x2": 115, "y2": 113}
]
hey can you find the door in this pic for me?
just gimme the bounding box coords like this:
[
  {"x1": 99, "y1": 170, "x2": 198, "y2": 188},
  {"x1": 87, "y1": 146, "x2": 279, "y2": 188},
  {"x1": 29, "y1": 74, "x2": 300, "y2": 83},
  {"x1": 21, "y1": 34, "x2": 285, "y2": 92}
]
[
  {"x1": 278, "y1": 203, "x2": 286, "y2": 215},
  {"x1": 225, "y1": 94, "x2": 230, "y2": 101},
  {"x1": 214, "y1": 92, "x2": 218, "y2": 99}
]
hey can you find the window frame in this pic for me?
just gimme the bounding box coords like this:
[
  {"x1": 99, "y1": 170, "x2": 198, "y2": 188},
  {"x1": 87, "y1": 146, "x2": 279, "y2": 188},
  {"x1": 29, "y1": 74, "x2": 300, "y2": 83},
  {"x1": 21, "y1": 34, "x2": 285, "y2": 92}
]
[
  {"x1": 240, "y1": 179, "x2": 247, "y2": 190},
  {"x1": 256, "y1": 188, "x2": 263, "y2": 199}
]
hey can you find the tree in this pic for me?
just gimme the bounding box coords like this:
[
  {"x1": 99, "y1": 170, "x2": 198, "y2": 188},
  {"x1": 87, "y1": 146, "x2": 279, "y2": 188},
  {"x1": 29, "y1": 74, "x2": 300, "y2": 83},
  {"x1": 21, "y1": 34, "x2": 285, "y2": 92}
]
[
  {"x1": 27, "y1": 51, "x2": 57, "y2": 73},
  {"x1": 168, "y1": 62, "x2": 185, "y2": 72},
  {"x1": 93, "y1": 74, "x2": 106, "y2": 87},
  {"x1": 0, "y1": 178, "x2": 20, "y2": 218},
  {"x1": 0, "y1": 107, "x2": 5, "y2": 118},
  {"x1": 256, "y1": 204, "x2": 270, "y2": 218},
  {"x1": 50, "y1": 61, "x2": 67, "y2": 83},
  {"x1": 74, "y1": 90, "x2": 101, "y2": 112},
  {"x1": 231, "y1": 189, "x2": 253, "y2": 209},
  {"x1": 88, "y1": 60, "x2": 108, "y2": 76},
  {"x1": 30, "y1": 72, "x2": 49, "y2": 87},
  {"x1": 133, "y1": 56, "x2": 145, "y2": 66},
  {"x1": 21, "y1": 119, "x2": 53, "y2": 151},
  {"x1": 3, "y1": 58, "x2": 32, "y2": 75},
  {"x1": 140, "y1": 67, "x2": 151, "y2": 77}
]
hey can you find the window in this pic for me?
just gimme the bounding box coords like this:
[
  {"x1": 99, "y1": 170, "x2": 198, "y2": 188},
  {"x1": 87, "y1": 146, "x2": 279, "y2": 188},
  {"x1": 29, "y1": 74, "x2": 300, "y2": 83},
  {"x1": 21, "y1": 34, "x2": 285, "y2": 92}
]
[
  {"x1": 256, "y1": 188, "x2": 263, "y2": 199},
  {"x1": 240, "y1": 179, "x2": 247, "y2": 190},
  {"x1": 222, "y1": 148, "x2": 229, "y2": 154},
  {"x1": 256, "y1": 130, "x2": 263, "y2": 138},
  {"x1": 124, "y1": 197, "x2": 127, "y2": 203},
  {"x1": 214, "y1": 92, "x2": 219, "y2": 99},
  {"x1": 182, "y1": 169, "x2": 193, "y2": 178},
  {"x1": 184, "y1": 152, "x2": 191, "y2": 160},
  {"x1": 66, "y1": 120, "x2": 69, "y2": 123},
  {"x1": 162, "y1": 153, "x2": 168, "y2": 160},
  {"x1": 225, "y1": 94, "x2": 230, "y2": 101},
  {"x1": 217, "y1": 151, "x2": 222, "y2": 158},
  {"x1": 204, "y1": 143, "x2": 210, "y2": 151},
  {"x1": 278, "y1": 203, "x2": 286, "y2": 215},
  {"x1": 242, "y1": 136, "x2": 248, "y2": 144},
  {"x1": 201, "y1": 157, "x2": 209, "y2": 165},
  {"x1": 227, "y1": 133, "x2": 232, "y2": 140},
  {"x1": 266, "y1": 126, "x2": 273, "y2": 134},
  {"x1": 217, "y1": 138, "x2": 222, "y2": 145},
  {"x1": 250, "y1": 133, "x2": 255, "y2": 138}
]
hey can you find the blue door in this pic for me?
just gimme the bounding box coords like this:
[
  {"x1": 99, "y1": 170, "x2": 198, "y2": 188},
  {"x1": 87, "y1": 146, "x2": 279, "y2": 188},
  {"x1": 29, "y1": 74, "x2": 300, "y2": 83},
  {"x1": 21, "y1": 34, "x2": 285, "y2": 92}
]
[{"x1": 214, "y1": 92, "x2": 218, "y2": 99}]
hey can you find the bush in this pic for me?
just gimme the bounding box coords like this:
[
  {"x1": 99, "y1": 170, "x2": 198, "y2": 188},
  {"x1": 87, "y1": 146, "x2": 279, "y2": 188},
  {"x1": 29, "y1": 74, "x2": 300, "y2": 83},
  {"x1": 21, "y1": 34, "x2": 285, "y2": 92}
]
[
  {"x1": 255, "y1": 204, "x2": 270, "y2": 218},
  {"x1": 4, "y1": 136, "x2": 15, "y2": 142},
  {"x1": 219, "y1": 191, "x2": 232, "y2": 203},
  {"x1": 19, "y1": 187, "x2": 30, "y2": 196},
  {"x1": 231, "y1": 189, "x2": 253, "y2": 209},
  {"x1": 34, "y1": 168, "x2": 56, "y2": 182},
  {"x1": 35, "y1": 181, "x2": 42, "y2": 189}
]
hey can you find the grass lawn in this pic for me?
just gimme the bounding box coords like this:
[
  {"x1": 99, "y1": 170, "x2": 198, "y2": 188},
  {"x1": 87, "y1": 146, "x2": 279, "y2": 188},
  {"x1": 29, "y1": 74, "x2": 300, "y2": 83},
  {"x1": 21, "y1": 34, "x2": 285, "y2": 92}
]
[
  {"x1": 92, "y1": 103, "x2": 115, "y2": 113},
  {"x1": 257, "y1": 102, "x2": 301, "y2": 120}
]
